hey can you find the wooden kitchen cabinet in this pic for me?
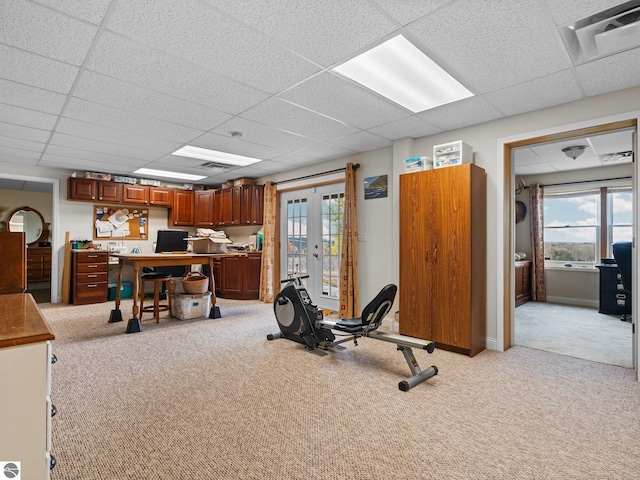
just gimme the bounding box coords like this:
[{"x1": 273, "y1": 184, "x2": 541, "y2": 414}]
[
  {"x1": 122, "y1": 184, "x2": 150, "y2": 205},
  {"x1": 215, "y1": 185, "x2": 264, "y2": 227},
  {"x1": 241, "y1": 185, "x2": 264, "y2": 225},
  {"x1": 169, "y1": 189, "x2": 194, "y2": 226},
  {"x1": 399, "y1": 164, "x2": 486, "y2": 357},
  {"x1": 68, "y1": 178, "x2": 122, "y2": 202},
  {"x1": 194, "y1": 190, "x2": 215, "y2": 227},
  {"x1": 149, "y1": 187, "x2": 173, "y2": 206},
  {"x1": 215, "y1": 253, "x2": 262, "y2": 300}
]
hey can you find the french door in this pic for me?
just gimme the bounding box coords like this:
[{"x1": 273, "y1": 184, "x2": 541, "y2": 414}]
[{"x1": 280, "y1": 184, "x2": 345, "y2": 311}]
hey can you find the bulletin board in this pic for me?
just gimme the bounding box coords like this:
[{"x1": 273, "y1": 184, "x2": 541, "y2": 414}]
[{"x1": 93, "y1": 205, "x2": 149, "y2": 240}]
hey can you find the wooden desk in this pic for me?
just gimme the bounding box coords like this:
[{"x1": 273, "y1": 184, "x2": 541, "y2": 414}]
[{"x1": 108, "y1": 253, "x2": 222, "y2": 333}]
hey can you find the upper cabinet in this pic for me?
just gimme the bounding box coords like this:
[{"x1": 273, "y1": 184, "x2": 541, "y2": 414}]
[
  {"x1": 122, "y1": 184, "x2": 150, "y2": 205},
  {"x1": 194, "y1": 190, "x2": 215, "y2": 227},
  {"x1": 149, "y1": 187, "x2": 172, "y2": 206},
  {"x1": 169, "y1": 190, "x2": 194, "y2": 226}
]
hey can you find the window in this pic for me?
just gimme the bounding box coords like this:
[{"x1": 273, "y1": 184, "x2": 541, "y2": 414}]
[
  {"x1": 543, "y1": 185, "x2": 632, "y2": 267},
  {"x1": 544, "y1": 190, "x2": 599, "y2": 266},
  {"x1": 608, "y1": 188, "x2": 633, "y2": 245}
]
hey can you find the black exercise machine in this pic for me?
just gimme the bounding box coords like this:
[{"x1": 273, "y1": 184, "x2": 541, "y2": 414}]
[{"x1": 267, "y1": 276, "x2": 438, "y2": 391}]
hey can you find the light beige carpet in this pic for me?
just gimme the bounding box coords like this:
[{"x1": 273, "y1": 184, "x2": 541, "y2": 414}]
[
  {"x1": 40, "y1": 299, "x2": 640, "y2": 479},
  {"x1": 515, "y1": 301, "x2": 633, "y2": 368}
]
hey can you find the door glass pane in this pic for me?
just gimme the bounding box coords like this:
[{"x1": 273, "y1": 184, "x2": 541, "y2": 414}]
[
  {"x1": 321, "y1": 193, "x2": 344, "y2": 299},
  {"x1": 286, "y1": 199, "x2": 307, "y2": 278}
]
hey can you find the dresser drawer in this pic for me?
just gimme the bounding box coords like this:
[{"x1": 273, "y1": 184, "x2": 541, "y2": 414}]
[
  {"x1": 76, "y1": 272, "x2": 108, "y2": 284},
  {"x1": 75, "y1": 262, "x2": 108, "y2": 273},
  {"x1": 74, "y1": 282, "x2": 108, "y2": 298},
  {"x1": 75, "y1": 252, "x2": 109, "y2": 263}
]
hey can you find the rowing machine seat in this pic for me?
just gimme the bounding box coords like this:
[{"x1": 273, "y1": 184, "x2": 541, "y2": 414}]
[{"x1": 334, "y1": 284, "x2": 397, "y2": 333}]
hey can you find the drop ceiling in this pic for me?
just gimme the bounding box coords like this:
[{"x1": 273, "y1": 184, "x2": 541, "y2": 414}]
[{"x1": 1, "y1": 0, "x2": 639, "y2": 185}]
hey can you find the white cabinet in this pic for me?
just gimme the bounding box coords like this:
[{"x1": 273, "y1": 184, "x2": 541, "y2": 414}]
[{"x1": 0, "y1": 293, "x2": 55, "y2": 479}]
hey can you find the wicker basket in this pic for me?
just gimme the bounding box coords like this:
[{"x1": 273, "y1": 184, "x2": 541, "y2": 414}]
[{"x1": 182, "y1": 272, "x2": 209, "y2": 294}]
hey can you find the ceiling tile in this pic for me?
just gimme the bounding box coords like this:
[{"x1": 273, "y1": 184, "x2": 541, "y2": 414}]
[
  {"x1": 55, "y1": 117, "x2": 182, "y2": 153},
  {"x1": 419, "y1": 96, "x2": 504, "y2": 132},
  {"x1": 407, "y1": 1, "x2": 570, "y2": 93},
  {"x1": 544, "y1": 0, "x2": 623, "y2": 26},
  {"x1": 107, "y1": 0, "x2": 320, "y2": 94},
  {"x1": 0, "y1": 103, "x2": 58, "y2": 130},
  {"x1": 44, "y1": 145, "x2": 145, "y2": 167},
  {"x1": 0, "y1": 0, "x2": 98, "y2": 65},
  {"x1": 368, "y1": 115, "x2": 441, "y2": 140},
  {"x1": 516, "y1": 163, "x2": 559, "y2": 175},
  {"x1": 40, "y1": 153, "x2": 138, "y2": 174},
  {"x1": 63, "y1": 97, "x2": 204, "y2": 144},
  {"x1": 0, "y1": 45, "x2": 79, "y2": 93},
  {"x1": 280, "y1": 72, "x2": 411, "y2": 129},
  {"x1": 73, "y1": 71, "x2": 232, "y2": 131},
  {"x1": 211, "y1": 117, "x2": 319, "y2": 152},
  {"x1": 328, "y1": 131, "x2": 390, "y2": 151},
  {"x1": 576, "y1": 48, "x2": 640, "y2": 97},
  {"x1": 267, "y1": 152, "x2": 325, "y2": 168},
  {"x1": 0, "y1": 145, "x2": 41, "y2": 160},
  {"x1": 485, "y1": 70, "x2": 584, "y2": 117},
  {"x1": 589, "y1": 129, "x2": 634, "y2": 154},
  {"x1": 0, "y1": 135, "x2": 45, "y2": 153},
  {"x1": 48, "y1": 133, "x2": 162, "y2": 161},
  {"x1": 209, "y1": 0, "x2": 398, "y2": 66},
  {"x1": 0, "y1": 78, "x2": 67, "y2": 115},
  {"x1": 514, "y1": 147, "x2": 545, "y2": 166},
  {"x1": 241, "y1": 98, "x2": 359, "y2": 142},
  {"x1": 86, "y1": 32, "x2": 270, "y2": 114},
  {"x1": 294, "y1": 142, "x2": 356, "y2": 160},
  {"x1": 0, "y1": 121, "x2": 51, "y2": 143},
  {"x1": 0, "y1": 154, "x2": 38, "y2": 166},
  {"x1": 190, "y1": 132, "x2": 285, "y2": 161},
  {"x1": 33, "y1": 0, "x2": 112, "y2": 24},
  {"x1": 374, "y1": 0, "x2": 455, "y2": 26}
]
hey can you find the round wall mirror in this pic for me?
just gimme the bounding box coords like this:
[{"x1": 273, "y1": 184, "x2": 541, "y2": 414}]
[{"x1": 4, "y1": 206, "x2": 49, "y2": 246}]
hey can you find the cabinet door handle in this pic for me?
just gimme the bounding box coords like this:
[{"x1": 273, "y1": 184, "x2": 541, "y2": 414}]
[
  {"x1": 88, "y1": 274, "x2": 97, "y2": 278},
  {"x1": 87, "y1": 284, "x2": 97, "y2": 288},
  {"x1": 88, "y1": 264, "x2": 98, "y2": 268}
]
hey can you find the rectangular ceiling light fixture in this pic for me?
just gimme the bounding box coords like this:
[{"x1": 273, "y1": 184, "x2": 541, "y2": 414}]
[
  {"x1": 172, "y1": 145, "x2": 262, "y2": 166},
  {"x1": 133, "y1": 168, "x2": 207, "y2": 181},
  {"x1": 333, "y1": 35, "x2": 473, "y2": 113}
]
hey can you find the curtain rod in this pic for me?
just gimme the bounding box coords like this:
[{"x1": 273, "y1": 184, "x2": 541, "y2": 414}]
[
  {"x1": 525, "y1": 175, "x2": 631, "y2": 188},
  {"x1": 275, "y1": 164, "x2": 360, "y2": 185}
]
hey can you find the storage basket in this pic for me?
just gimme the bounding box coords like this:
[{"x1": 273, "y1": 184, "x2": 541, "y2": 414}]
[{"x1": 182, "y1": 272, "x2": 209, "y2": 294}]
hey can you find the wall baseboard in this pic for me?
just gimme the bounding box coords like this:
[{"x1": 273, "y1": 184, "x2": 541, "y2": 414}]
[{"x1": 545, "y1": 296, "x2": 599, "y2": 309}]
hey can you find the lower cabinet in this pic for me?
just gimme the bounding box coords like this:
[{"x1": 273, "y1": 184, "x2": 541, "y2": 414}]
[
  {"x1": 213, "y1": 253, "x2": 262, "y2": 300},
  {"x1": 596, "y1": 263, "x2": 631, "y2": 315},
  {"x1": 515, "y1": 260, "x2": 532, "y2": 307},
  {"x1": 72, "y1": 251, "x2": 109, "y2": 305}
]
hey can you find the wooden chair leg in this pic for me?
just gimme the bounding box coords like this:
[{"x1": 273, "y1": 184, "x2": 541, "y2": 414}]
[
  {"x1": 154, "y1": 281, "x2": 160, "y2": 323},
  {"x1": 167, "y1": 280, "x2": 173, "y2": 318},
  {"x1": 139, "y1": 278, "x2": 146, "y2": 321}
]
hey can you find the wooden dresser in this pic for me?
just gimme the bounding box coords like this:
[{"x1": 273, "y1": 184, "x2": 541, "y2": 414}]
[
  {"x1": 0, "y1": 293, "x2": 56, "y2": 478},
  {"x1": 72, "y1": 250, "x2": 109, "y2": 305},
  {"x1": 27, "y1": 246, "x2": 52, "y2": 282}
]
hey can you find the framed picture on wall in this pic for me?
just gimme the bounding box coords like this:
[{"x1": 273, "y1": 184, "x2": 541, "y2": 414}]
[{"x1": 364, "y1": 175, "x2": 388, "y2": 199}]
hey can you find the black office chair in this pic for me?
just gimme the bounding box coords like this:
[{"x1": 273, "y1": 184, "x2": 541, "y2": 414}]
[
  {"x1": 144, "y1": 229, "x2": 189, "y2": 297},
  {"x1": 612, "y1": 241, "x2": 632, "y2": 322}
]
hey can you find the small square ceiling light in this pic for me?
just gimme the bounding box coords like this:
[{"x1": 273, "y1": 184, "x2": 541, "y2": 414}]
[
  {"x1": 172, "y1": 145, "x2": 262, "y2": 166},
  {"x1": 333, "y1": 35, "x2": 473, "y2": 113}
]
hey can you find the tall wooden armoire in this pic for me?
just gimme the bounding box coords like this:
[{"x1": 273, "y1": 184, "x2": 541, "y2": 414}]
[
  {"x1": 399, "y1": 164, "x2": 486, "y2": 357},
  {"x1": 0, "y1": 231, "x2": 27, "y2": 294}
]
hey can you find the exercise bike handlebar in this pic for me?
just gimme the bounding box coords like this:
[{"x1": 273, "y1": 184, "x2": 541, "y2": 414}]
[{"x1": 280, "y1": 275, "x2": 310, "y2": 283}]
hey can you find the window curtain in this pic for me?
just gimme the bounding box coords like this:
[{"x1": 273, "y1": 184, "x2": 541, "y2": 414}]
[
  {"x1": 529, "y1": 183, "x2": 546, "y2": 301},
  {"x1": 339, "y1": 163, "x2": 359, "y2": 317},
  {"x1": 259, "y1": 181, "x2": 277, "y2": 303}
]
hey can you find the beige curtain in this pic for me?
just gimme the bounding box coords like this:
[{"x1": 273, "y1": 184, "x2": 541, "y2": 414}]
[
  {"x1": 339, "y1": 163, "x2": 359, "y2": 317},
  {"x1": 259, "y1": 181, "x2": 277, "y2": 303},
  {"x1": 529, "y1": 183, "x2": 546, "y2": 301}
]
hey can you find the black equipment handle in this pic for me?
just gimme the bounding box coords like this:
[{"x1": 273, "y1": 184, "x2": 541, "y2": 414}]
[{"x1": 280, "y1": 275, "x2": 310, "y2": 283}]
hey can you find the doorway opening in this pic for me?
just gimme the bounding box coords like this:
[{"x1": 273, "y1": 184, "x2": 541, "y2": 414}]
[{"x1": 502, "y1": 118, "x2": 638, "y2": 370}]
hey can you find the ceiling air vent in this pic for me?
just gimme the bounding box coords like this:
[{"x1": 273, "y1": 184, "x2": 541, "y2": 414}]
[
  {"x1": 198, "y1": 161, "x2": 232, "y2": 171},
  {"x1": 559, "y1": 0, "x2": 640, "y2": 65},
  {"x1": 602, "y1": 150, "x2": 634, "y2": 163}
]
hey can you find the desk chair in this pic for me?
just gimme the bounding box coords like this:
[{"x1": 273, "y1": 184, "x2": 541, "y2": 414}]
[
  {"x1": 612, "y1": 241, "x2": 632, "y2": 322},
  {"x1": 144, "y1": 229, "x2": 189, "y2": 298}
]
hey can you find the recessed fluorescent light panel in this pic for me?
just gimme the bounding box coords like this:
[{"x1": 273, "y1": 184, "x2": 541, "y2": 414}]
[
  {"x1": 333, "y1": 35, "x2": 473, "y2": 113},
  {"x1": 133, "y1": 168, "x2": 207, "y2": 181},
  {"x1": 172, "y1": 145, "x2": 262, "y2": 166}
]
